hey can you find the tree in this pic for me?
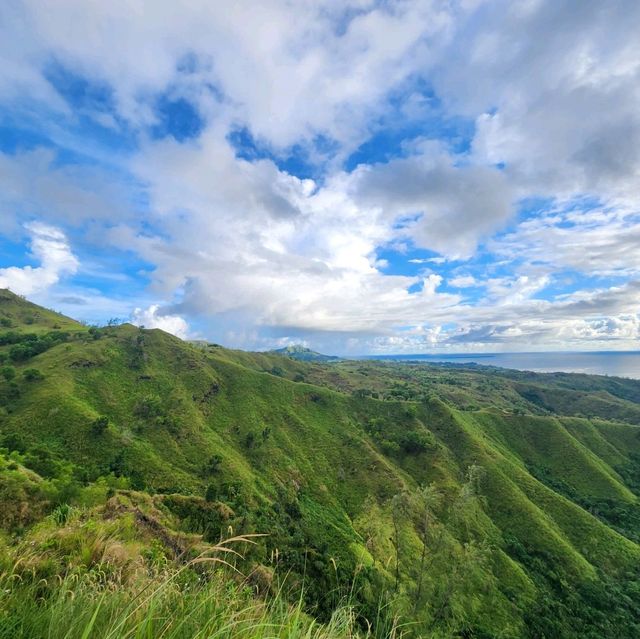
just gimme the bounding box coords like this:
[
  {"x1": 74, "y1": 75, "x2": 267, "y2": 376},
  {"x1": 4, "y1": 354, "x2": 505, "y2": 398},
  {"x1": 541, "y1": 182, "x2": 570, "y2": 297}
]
[
  {"x1": 9, "y1": 344, "x2": 31, "y2": 362},
  {"x1": 1, "y1": 365, "x2": 16, "y2": 381},
  {"x1": 391, "y1": 491, "x2": 410, "y2": 592},
  {"x1": 414, "y1": 483, "x2": 443, "y2": 612}
]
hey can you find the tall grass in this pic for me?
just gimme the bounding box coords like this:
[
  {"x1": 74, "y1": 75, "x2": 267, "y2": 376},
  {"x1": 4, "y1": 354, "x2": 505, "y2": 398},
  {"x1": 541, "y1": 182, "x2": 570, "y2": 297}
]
[{"x1": 0, "y1": 534, "x2": 403, "y2": 639}]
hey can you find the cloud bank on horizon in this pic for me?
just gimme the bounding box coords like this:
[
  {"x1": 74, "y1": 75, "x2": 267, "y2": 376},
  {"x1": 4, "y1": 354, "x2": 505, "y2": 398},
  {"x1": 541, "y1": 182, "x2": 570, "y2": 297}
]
[{"x1": 1, "y1": 0, "x2": 639, "y2": 354}]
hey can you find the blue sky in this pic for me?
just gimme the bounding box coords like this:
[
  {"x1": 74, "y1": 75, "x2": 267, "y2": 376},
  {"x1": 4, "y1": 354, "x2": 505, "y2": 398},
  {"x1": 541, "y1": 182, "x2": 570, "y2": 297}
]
[{"x1": 1, "y1": 0, "x2": 640, "y2": 354}]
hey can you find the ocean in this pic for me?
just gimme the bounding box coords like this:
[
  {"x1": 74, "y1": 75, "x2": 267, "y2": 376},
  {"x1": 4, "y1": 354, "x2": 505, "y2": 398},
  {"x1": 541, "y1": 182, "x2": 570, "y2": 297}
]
[{"x1": 364, "y1": 351, "x2": 640, "y2": 380}]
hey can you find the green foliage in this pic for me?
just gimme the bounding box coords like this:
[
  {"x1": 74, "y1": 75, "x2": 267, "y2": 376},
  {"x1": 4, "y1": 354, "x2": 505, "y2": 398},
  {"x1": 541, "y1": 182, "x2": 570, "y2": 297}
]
[
  {"x1": 91, "y1": 416, "x2": 109, "y2": 435},
  {"x1": 1, "y1": 365, "x2": 16, "y2": 381},
  {"x1": 0, "y1": 380, "x2": 20, "y2": 404},
  {"x1": 2, "y1": 291, "x2": 640, "y2": 638},
  {"x1": 133, "y1": 393, "x2": 164, "y2": 419},
  {"x1": 204, "y1": 454, "x2": 223, "y2": 475},
  {"x1": 23, "y1": 368, "x2": 44, "y2": 381},
  {"x1": 399, "y1": 429, "x2": 434, "y2": 454},
  {"x1": 87, "y1": 326, "x2": 103, "y2": 340},
  {"x1": 204, "y1": 483, "x2": 217, "y2": 502},
  {"x1": 51, "y1": 503, "x2": 73, "y2": 525},
  {"x1": 2, "y1": 330, "x2": 70, "y2": 362}
]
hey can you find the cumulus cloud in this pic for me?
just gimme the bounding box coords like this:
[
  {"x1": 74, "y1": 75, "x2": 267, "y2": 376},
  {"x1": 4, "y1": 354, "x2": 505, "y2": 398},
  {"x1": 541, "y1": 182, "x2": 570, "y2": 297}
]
[
  {"x1": 343, "y1": 149, "x2": 514, "y2": 258},
  {"x1": 0, "y1": 222, "x2": 78, "y2": 295},
  {"x1": 435, "y1": 0, "x2": 640, "y2": 204},
  {"x1": 0, "y1": 0, "x2": 453, "y2": 151},
  {"x1": 449, "y1": 275, "x2": 477, "y2": 288},
  {"x1": 131, "y1": 305, "x2": 190, "y2": 339},
  {"x1": 1, "y1": 1, "x2": 640, "y2": 352}
]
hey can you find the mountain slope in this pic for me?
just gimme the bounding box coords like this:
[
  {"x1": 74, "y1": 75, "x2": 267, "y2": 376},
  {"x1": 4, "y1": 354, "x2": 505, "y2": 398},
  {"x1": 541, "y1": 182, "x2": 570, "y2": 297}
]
[
  {"x1": 1, "y1": 290, "x2": 640, "y2": 638},
  {"x1": 270, "y1": 344, "x2": 340, "y2": 362}
]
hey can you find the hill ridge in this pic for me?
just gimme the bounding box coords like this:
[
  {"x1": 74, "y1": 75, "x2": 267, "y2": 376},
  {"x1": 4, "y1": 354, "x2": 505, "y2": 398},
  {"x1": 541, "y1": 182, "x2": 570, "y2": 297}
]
[{"x1": 1, "y1": 294, "x2": 640, "y2": 637}]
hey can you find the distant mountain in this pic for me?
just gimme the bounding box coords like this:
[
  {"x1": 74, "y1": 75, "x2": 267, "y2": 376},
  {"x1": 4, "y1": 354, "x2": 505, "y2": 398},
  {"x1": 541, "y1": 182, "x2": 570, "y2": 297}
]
[{"x1": 269, "y1": 344, "x2": 340, "y2": 362}]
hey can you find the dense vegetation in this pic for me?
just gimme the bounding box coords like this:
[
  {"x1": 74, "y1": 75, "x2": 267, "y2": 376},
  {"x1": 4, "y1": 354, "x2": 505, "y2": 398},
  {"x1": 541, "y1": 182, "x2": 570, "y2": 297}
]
[{"x1": 1, "y1": 288, "x2": 640, "y2": 638}]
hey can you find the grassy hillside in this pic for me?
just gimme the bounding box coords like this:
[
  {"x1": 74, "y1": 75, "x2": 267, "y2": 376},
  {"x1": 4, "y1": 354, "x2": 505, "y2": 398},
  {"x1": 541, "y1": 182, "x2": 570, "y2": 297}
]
[{"x1": 1, "y1": 289, "x2": 640, "y2": 638}]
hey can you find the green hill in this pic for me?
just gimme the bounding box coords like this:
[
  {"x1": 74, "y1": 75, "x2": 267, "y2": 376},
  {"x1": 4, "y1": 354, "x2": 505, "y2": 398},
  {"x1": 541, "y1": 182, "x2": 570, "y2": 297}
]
[
  {"x1": 269, "y1": 344, "x2": 340, "y2": 362},
  {"x1": 1, "y1": 289, "x2": 640, "y2": 638}
]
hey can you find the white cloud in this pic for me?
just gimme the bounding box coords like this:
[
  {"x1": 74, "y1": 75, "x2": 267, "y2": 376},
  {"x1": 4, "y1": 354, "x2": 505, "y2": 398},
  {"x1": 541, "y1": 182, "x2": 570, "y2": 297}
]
[
  {"x1": 449, "y1": 275, "x2": 477, "y2": 288},
  {"x1": 131, "y1": 304, "x2": 190, "y2": 339},
  {"x1": 0, "y1": 0, "x2": 454, "y2": 152},
  {"x1": 492, "y1": 203, "x2": 640, "y2": 276},
  {"x1": 0, "y1": 222, "x2": 78, "y2": 296},
  {"x1": 342, "y1": 148, "x2": 514, "y2": 259},
  {"x1": 0, "y1": 148, "x2": 136, "y2": 236},
  {"x1": 2, "y1": 1, "x2": 640, "y2": 352},
  {"x1": 436, "y1": 0, "x2": 640, "y2": 205}
]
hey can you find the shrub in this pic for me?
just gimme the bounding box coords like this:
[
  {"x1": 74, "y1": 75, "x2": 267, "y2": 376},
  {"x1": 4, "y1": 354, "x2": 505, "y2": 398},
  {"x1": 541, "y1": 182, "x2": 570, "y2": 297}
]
[
  {"x1": 3, "y1": 331, "x2": 69, "y2": 362},
  {"x1": 134, "y1": 394, "x2": 164, "y2": 419},
  {"x1": 52, "y1": 503, "x2": 73, "y2": 525},
  {"x1": 205, "y1": 483, "x2": 217, "y2": 502},
  {"x1": 205, "y1": 454, "x2": 223, "y2": 474},
  {"x1": 91, "y1": 416, "x2": 109, "y2": 435},
  {"x1": 1, "y1": 365, "x2": 16, "y2": 381},
  {"x1": 399, "y1": 429, "x2": 434, "y2": 454},
  {"x1": 9, "y1": 344, "x2": 31, "y2": 362},
  {"x1": 23, "y1": 368, "x2": 44, "y2": 381},
  {"x1": 0, "y1": 380, "x2": 19, "y2": 405}
]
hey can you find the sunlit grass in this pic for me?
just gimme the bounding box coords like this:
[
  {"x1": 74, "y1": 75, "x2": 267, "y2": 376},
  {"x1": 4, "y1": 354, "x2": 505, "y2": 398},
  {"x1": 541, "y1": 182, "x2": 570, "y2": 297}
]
[{"x1": 0, "y1": 532, "x2": 402, "y2": 639}]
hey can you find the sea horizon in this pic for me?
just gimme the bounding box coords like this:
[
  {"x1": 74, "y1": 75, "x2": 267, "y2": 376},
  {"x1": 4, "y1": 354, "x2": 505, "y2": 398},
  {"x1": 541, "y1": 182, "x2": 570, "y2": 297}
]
[{"x1": 358, "y1": 350, "x2": 640, "y2": 380}]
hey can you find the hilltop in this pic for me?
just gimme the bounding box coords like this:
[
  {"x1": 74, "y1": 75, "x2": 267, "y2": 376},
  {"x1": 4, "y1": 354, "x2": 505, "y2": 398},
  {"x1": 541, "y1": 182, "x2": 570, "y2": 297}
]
[
  {"x1": 1, "y1": 289, "x2": 640, "y2": 638},
  {"x1": 269, "y1": 344, "x2": 340, "y2": 362}
]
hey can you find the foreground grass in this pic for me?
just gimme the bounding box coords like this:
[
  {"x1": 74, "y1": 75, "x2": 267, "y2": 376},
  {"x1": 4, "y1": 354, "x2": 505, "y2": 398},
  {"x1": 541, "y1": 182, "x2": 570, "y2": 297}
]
[{"x1": 0, "y1": 561, "x2": 400, "y2": 639}]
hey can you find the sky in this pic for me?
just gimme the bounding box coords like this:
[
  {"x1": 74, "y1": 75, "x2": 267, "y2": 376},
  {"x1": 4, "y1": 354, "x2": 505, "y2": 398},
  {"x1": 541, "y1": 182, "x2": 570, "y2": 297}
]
[{"x1": 0, "y1": 0, "x2": 639, "y2": 355}]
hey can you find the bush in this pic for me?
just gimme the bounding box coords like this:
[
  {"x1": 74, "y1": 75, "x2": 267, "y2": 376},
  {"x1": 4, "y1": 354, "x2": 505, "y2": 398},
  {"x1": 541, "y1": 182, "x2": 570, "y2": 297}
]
[
  {"x1": 134, "y1": 394, "x2": 164, "y2": 419},
  {"x1": 204, "y1": 454, "x2": 223, "y2": 475},
  {"x1": 91, "y1": 416, "x2": 109, "y2": 435},
  {"x1": 23, "y1": 368, "x2": 44, "y2": 381},
  {"x1": 4, "y1": 331, "x2": 70, "y2": 362},
  {"x1": 52, "y1": 503, "x2": 73, "y2": 525},
  {"x1": 9, "y1": 344, "x2": 31, "y2": 361},
  {"x1": 205, "y1": 483, "x2": 217, "y2": 502},
  {"x1": 399, "y1": 429, "x2": 434, "y2": 454},
  {"x1": 1, "y1": 365, "x2": 16, "y2": 381},
  {"x1": 0, "y1": 381, "x2": 20, "y2": 405}
]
